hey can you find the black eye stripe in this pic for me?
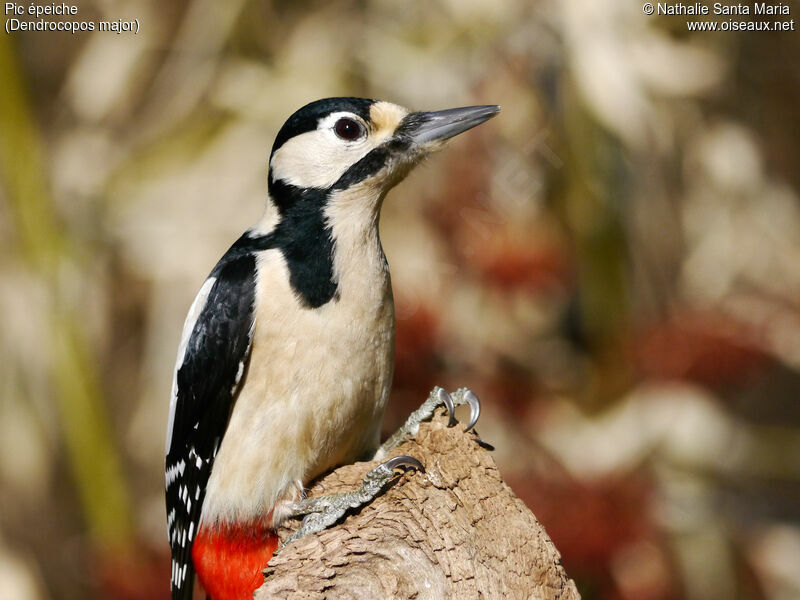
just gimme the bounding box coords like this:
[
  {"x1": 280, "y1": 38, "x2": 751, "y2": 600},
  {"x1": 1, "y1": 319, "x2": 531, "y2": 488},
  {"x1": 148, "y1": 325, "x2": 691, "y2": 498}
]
[
  {"x1": 334, "y1": 117, "x2": 365, "y2": 141},
  {"x1": 332, "y1": 146, "x2": 390, "y2": 191}
]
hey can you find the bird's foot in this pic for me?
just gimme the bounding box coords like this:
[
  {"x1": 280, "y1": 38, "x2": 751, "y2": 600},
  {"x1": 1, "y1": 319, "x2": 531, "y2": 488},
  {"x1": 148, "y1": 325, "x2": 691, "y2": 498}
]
[
  {"x1": 282, "y1": 455, "x2": 422, "y2": 547},
  {"x1": 280, "y1": 387, "x2": 480, "y2": 549},
  {"x1": 374, "y1": 386, "x2": 481, "y2": 461}
]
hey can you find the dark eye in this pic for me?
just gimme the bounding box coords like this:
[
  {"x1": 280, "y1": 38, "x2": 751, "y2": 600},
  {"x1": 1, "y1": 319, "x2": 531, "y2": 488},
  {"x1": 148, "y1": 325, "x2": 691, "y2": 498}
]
[{"x1": 334, "y1": 117, "x2": 365, "y2": 141}]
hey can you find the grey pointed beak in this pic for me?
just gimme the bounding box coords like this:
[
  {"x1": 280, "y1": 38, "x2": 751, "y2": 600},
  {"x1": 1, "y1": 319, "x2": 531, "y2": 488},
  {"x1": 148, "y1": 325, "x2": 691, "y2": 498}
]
[{"x1": 408, "y1": 105, "x2": 500, "y2": 145}]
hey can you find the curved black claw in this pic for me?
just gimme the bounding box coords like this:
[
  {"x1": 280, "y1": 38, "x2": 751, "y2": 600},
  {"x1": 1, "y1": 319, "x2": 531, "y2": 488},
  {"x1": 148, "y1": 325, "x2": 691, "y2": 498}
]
[
  {"x1": 463, "y1": 389, "x2": 481, "y2": 432},
  {"x1": 382, "y1": 455, "x2": 425, "y2": 473},
  {"x1": 437, "y1": 387, "x2": 459, "y2": 427}
]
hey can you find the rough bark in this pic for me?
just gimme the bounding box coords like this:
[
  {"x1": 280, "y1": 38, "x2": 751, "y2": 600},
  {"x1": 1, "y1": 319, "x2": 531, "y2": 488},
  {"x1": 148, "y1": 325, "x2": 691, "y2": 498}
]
[{"x1": 256, "y1": 412, "x2": 580, "y2": 600}]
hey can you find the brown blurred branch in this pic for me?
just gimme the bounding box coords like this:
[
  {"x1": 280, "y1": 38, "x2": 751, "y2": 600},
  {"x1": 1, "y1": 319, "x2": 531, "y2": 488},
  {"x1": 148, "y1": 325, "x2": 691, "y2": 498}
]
[{"x1": 257, "y1": 412, "x2": 580, "y2": 600}]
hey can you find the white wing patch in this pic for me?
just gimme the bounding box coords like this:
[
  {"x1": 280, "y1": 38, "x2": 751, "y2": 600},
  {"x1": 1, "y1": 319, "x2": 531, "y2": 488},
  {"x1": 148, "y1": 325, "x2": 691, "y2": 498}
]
[{"x1": 165, "y1": 276, "x2": 217, "y2": 455}]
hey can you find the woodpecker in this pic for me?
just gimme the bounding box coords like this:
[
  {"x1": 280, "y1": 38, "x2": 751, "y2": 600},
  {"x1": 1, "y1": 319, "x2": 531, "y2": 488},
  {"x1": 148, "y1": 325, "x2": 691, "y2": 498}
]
[{"x1": 165, "y1": 97, "x2": 498, "y2": 600}]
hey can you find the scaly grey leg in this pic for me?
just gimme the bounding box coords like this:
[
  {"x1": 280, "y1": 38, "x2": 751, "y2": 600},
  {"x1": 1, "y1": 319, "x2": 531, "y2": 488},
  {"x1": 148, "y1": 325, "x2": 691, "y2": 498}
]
[
  {"x1": 281, "y1": 387, "x2": 480, "y2": 548},
  {"x1": 282, "y1": 455, "x2": 422, "y2": 546},
  {"x1": 374, "y1": 386, "x2": 480, "y2": 461}
]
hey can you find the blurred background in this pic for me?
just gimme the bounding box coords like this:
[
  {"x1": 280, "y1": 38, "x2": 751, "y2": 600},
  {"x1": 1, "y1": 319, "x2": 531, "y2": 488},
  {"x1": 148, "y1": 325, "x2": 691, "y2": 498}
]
[{"x1": 2, "y1": 1, "x2": 800, "y2": 598}]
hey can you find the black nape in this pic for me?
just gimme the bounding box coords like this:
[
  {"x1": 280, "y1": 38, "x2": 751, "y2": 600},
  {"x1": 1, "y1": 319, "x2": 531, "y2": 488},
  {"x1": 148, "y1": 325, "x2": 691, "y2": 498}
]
[{"x1": 229, "y1": 182, "x2": 339, "y2": 309}]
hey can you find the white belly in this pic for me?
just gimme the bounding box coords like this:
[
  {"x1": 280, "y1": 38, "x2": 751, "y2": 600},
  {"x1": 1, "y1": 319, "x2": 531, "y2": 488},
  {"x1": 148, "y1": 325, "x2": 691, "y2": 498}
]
[{"x1": 200, "y1": 246, "x2": 394, "y2": 528}]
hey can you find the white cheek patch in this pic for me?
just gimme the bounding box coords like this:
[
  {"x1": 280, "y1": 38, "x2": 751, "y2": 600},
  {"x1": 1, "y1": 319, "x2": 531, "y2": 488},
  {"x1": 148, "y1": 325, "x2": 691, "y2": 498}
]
[
  {"x1": 271, "y1": 112, "x2": 374, "y2": 189},
  {"x1": 270, "y1": 129, "x2": 365, "y2": 189}
]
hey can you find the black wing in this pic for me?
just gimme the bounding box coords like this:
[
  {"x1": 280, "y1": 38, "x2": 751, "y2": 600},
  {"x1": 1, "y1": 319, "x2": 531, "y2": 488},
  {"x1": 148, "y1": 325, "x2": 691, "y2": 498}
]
[{"x1": 165, "y1": 246, "x2": 257, "y2": 600}]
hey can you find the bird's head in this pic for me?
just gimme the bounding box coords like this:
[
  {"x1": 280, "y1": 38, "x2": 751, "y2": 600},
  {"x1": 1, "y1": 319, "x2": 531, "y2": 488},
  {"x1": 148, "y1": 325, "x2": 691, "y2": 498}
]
[{"x1": 267, "y1": 98, "x2": 499, "y2": 218}]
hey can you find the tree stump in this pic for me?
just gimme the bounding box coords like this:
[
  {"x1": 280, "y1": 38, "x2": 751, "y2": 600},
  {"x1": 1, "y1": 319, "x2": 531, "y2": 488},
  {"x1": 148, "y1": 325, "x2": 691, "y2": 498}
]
[{"x1": 256, "y1": 411, "x2": 580, "y2": 599}]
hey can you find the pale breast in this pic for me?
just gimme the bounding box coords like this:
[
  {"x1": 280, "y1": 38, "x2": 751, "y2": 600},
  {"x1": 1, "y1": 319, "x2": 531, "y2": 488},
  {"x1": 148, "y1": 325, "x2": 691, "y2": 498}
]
[{"x1": 200, "y1": 245, "x2": 394, "y2": 528}]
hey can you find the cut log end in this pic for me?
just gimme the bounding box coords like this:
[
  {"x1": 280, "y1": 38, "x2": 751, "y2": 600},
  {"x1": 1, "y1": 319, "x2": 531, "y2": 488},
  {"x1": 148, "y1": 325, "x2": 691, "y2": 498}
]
[{"x1": 257, "y1": 412, "x2": 580, "y2": 600}]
